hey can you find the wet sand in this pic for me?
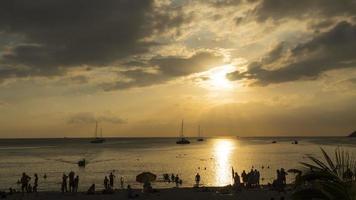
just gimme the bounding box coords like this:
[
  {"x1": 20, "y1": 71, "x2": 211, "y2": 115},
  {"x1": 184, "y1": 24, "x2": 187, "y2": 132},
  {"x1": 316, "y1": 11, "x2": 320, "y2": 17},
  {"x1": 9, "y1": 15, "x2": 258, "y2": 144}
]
[{"x1": 5, "y1": 187, "x2": 292, "y2": 200}]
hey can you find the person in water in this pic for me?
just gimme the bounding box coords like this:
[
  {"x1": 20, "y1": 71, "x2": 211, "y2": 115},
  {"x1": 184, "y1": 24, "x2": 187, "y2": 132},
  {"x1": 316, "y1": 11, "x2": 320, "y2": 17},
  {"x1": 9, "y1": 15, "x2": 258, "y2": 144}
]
[
  {"x1": 195, "y1": 173, "x2": 201, "y2": 187},
  {"x1": 109, "y1": 172, "x2": 115, "y2": 188}
]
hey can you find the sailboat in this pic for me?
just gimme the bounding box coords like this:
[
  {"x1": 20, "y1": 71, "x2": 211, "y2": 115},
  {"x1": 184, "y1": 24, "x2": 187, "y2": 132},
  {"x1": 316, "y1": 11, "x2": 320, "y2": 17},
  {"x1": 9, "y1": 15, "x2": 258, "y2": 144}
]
[
  {"x1": 197, "y1": 125, "x2": 204, "y2": 142},
  {"x1": 90, "y1": 121, "x2": 105, "y2": 144},
  {"x1": 176, "y1": 120, "x2": 190, "y2": 144}
]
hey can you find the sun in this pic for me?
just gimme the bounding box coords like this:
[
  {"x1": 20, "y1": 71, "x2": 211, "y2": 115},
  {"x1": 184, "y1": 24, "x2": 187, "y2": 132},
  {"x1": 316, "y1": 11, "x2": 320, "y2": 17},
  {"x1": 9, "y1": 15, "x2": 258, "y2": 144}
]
[{"x1": 208, "y1": 64, "x2": 235, "y2": 90}]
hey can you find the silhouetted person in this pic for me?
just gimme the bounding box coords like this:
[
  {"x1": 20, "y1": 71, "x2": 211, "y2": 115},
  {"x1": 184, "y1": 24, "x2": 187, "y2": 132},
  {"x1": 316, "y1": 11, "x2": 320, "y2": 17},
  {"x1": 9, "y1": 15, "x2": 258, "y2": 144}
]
[
  {"x1": 109, "y1": 172, "x2": 115, "y2": 188},
  {"x1": 21, "y1": 173, "x2": 31, "y2": 194},
  {"x1": 233, "y1": 172, "x2": 240, "y2": 187},
  {"x1": 120, "y1": 177, "x2": 124, "y2": 189},
  {"x1": 171, "y1": 174, "x2": 175, "y2": 182},
  {"x1": 33, "y1": 174, "x2": 38, "y2": 193},
  {"x1": 87, "y1": 184, "x2": 95, "y2": 195},
  {"x1": 104, "y1": 176, "x2": 109, "y2": 190},
  {"x1": 74, "y1": 175, "x2": 79, "y2": 192},
  {"x1": 61, "y1": 173, "x2": 68, "y2": 193},
  {"x1": 195, "y1": 173, "x2": 201, "y2": 187},
  {"x1": 175, "y1": 175, "x2": 179, "y2": 187},
  {"x1": 68, "y1": 171, "x2": 75, "y2": 192},
  {"x1": 241, "y1": 170, "x2": 247, "y2": 187},
  {"x1": 43, "y1": 173, "x2": 47, "y2": 179}
]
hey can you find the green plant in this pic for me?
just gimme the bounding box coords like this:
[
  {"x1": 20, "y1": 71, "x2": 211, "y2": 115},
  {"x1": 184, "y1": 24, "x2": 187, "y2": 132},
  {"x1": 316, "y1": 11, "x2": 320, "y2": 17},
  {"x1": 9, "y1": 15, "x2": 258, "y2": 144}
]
[{"x1": 292, "y1": 148, "x2": 356, "y2": 200}]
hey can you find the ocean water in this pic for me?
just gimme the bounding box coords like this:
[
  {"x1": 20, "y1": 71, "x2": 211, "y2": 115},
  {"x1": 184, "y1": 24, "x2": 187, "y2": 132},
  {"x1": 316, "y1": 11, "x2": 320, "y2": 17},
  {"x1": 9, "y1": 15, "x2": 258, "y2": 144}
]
[{"x1": 0, "y1": 137, "x2": 355, "y2": 191}]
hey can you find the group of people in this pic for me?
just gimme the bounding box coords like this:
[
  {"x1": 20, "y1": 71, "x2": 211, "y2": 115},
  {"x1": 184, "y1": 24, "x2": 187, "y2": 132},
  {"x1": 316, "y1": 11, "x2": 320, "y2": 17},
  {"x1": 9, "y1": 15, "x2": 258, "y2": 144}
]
[
  {"x1": 232, "y1": 168, "x2": 261, "y2": 189},
  {"x1": 272, "y1": 168, "x2": 288, "y2": 191},
  {"x1": 163, "y1": 173, "x2": 183, "y2": 187},
  {"x1": 18, "y1": 173, "x2": 38, "y2": 194},
  {"x1": 103, "y1": 172, "x2": 125, "y2": 191},
  {"x1": 61, "y1": 171, "x2": 79, "y2": 193}
]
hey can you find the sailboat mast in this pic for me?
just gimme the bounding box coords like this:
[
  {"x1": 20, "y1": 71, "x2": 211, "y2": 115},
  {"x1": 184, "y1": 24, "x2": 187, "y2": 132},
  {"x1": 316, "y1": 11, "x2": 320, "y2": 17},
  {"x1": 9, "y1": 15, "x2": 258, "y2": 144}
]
[
  {"x1": 198, "y1": 125, "x2": 200, "y2": 137},
  {"x1": 180, "y1": 119, "x2": 184, "y2": 138},
  {"x1": 95, "y1": 121, "x2": 98, "y2": 138}
]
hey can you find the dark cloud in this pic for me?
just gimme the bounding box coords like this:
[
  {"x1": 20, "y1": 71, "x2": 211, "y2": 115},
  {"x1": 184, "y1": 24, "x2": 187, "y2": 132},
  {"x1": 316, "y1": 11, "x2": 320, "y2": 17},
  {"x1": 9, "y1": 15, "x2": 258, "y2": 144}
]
[
  {"x1": 67, "y1": 112, "x2": 127, "y2": 124},
  {"x1": 254, "y1": 0, "x2": 356, "y2": 22},
  {"x1": 102, "y1": 52, "x2": 224, "y2": 90},
  {"x1": 0, "y1": 0, "x2": 190, "y2": 80},
  {"x1": 227, "y1": 21, "x2": 356, "y2": 85}
]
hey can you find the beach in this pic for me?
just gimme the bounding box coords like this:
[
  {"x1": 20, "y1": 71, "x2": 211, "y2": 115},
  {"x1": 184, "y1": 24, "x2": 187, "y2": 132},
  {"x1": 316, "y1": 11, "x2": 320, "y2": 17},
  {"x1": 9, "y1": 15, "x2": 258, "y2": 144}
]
[{"x1": 4, "y1": 187, "x2": 291, "y2": 200}]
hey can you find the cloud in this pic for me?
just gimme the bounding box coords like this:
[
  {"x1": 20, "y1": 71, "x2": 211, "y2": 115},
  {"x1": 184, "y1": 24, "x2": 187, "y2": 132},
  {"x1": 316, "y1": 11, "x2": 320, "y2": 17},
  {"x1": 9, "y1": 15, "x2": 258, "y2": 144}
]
[
  {"x1": 0, "y1": 0, "x2": 190, "y2": 80},
  {"x1": 67, "y1": 112, "x2": 127, "y2": 124},
  {"x1": 227, "y1": 21, "x2": 356, "y2": 85},
  {"x1": 102, "y1": 51, "x2": 225, "y2": 90},
  {"x1": 253, "y1": 0, "x2": 356, "y2": 22}
]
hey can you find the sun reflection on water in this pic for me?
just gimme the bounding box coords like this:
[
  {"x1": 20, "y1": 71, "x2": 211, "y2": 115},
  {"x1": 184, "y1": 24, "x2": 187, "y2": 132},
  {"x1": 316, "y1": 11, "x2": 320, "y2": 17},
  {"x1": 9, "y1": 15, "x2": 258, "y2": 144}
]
[{"x1": 213, "y1": 139, "x2": 234, "y2": 186}]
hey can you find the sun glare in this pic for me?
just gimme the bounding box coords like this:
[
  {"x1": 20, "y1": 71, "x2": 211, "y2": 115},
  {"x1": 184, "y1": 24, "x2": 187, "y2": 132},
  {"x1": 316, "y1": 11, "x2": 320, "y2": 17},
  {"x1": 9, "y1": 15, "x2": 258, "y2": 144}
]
[{"x1": 208, "y1": 65, "x2": 235, "y2": 90}]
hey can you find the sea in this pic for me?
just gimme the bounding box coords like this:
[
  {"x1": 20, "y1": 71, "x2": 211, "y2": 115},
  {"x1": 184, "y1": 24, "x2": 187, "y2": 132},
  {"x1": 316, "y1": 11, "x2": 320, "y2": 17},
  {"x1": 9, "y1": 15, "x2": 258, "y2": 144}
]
[{"x1": 0, "y1": 137, "x2": 355, "y2": 191}]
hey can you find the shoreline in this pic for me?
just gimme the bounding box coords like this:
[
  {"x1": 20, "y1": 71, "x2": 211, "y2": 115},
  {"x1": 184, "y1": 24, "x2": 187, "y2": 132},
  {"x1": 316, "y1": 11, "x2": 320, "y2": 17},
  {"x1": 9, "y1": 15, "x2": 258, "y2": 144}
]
[{"x1": 3, "y1": 186, "x2": 292, "y2": 200}]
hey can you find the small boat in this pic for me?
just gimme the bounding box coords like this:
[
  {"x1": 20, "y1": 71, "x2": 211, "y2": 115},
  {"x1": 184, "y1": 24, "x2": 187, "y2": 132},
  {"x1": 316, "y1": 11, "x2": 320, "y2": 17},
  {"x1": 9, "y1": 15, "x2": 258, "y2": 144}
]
[
  {"x1": 197, "y1": 125, "x2": 204, "y2": 142},
  {"x1": 90, "y1": 121, "x2": 105, "y2": 144},
  {"x1": 78, "y1": 159, "x2": 86, "y2": 167},
  {"x1": 272, "y1": 141, "x2": 277, "y2": 144},
  {"x1": 176, "y1": 120, "x2": 190, "y2": 144}
]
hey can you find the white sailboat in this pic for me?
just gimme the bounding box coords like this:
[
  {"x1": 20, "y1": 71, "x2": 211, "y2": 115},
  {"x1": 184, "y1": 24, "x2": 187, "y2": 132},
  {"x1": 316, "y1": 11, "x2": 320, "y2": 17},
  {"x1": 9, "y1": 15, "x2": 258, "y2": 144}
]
[
  {"x1": 90, "y1": 121, "x2": 105, "y2": 143},
  {"x1": 197, "y1": 125, "x2": 204, "y2": 141},
  {"x1": 176, "y1": 120, "x2": 190, "y2": 144}
]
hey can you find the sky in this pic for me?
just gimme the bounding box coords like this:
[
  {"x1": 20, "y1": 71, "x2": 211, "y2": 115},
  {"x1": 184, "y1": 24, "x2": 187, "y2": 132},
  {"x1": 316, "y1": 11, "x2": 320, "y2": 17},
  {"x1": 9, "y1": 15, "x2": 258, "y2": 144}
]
[{"x1": 0, "y1": 0, "x2": 355, "y2": 138}]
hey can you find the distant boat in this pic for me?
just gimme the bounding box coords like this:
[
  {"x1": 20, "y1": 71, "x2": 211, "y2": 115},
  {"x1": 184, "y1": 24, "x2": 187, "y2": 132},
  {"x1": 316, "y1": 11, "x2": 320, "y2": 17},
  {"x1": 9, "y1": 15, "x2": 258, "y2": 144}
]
[
  {"x1": 272, "y1": 141, "x2": 277, "y2": 144},
  {"x1": 197, "y1": 125, "x2": 204, "y2": 142},
  {"x1": 176, "y1": 120, "x2": 190, "y2": 144},
  {"x1": 90, "y1": 121, "x2": 105, "y2": 144}
]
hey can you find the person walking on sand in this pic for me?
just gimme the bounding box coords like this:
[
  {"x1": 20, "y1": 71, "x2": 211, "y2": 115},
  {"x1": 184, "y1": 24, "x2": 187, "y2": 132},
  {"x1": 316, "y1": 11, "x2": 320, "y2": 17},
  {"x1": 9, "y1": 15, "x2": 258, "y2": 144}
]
[
  {"x1": 120, "y1": 176, "x2": 124, "y2": 189},
  {"x1": 171, "y1": 174, "x2": 175, "y2": 182},
  {"x1": 109, "y1": 172, "x2": 115, "y2": 188},
  {"x1": 74, "y1": 175, "x2": 79, "y2": 192},
  {"x1": 61, "y1": 173, "x2": 68, "y2": 193},
  {"x1": 195, "y1": 173, "x2": 201, "y2": 187},
  {"x1": 33, "y1": 174, "x2": 38, "y2": 193}
]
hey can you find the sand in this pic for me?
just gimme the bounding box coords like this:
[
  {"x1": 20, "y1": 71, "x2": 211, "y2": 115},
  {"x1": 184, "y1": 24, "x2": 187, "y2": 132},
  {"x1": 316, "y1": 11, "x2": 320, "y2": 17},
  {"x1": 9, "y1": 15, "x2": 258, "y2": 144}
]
[{"x1": 4, "y1": 187, "x2": 292, "y2": 200}]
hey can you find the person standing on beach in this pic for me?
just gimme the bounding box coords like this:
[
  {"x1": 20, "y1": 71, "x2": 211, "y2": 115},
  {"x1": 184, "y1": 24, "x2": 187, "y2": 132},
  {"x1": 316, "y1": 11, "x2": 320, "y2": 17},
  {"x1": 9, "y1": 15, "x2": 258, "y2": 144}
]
[
  {"x1": 241, "y1": 170, "x2": 247, "y2": 187},
  {"x1": 74, "y1": 175, "x2": 79, "y2": 192},
  {"x1": 21, "y1": 173, "x2": 31, "y2": 194},
  {"x1": 104, "y1": 176, "x2": 109, "y2": 190},
  {"x1": 33, "y1": 174, "x2": 38, "y2": 193},
  {"x1": 61, "y1": 173, "x2": 68, "y2": 193},
  {"x1": 171, "y1": 174, "x2": 175, "y2": 182},
  {"x1": 195, "y1": 173, "x2": 201, "y2": 187},
  {"x1": 68, "y1": 171, "x2": 75, "y2": 192},
  {"x1": 233, "y1": 172, "x2": 240, "y2": 188},
  {"x1": 174, "y1": 175, "x2": 179, "y2": 187},
  {"x1": 109, "y1": 172, "x2": 115, "y2": 188},
  {"x1": 120, "y1": 176, "x2": 124, "y2": 189}
]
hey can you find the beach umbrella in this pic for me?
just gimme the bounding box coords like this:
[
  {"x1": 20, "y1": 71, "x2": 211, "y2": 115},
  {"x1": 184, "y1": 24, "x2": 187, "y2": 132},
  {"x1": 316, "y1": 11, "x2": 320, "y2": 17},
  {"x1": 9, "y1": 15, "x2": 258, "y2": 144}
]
[
  {"x1": 287, "y1": 168, "x2": 302, "y2": 174},
  {"x1": 136, "y1": 172, "x2": 157, "y2": 183}
]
